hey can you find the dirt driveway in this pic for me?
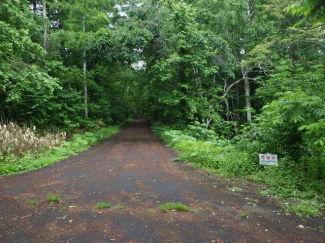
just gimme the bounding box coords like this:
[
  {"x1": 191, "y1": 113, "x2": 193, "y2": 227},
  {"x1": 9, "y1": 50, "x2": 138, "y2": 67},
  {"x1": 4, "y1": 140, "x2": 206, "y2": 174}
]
[{"x1": 0, "y1": 119, "x2": 324, "y2": 242}]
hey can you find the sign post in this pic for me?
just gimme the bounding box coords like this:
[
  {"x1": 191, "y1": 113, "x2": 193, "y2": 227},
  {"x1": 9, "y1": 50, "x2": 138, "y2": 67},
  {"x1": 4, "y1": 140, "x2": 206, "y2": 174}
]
[{"x1": 259, "y1": 154, "x2": 278, "y2": 166}]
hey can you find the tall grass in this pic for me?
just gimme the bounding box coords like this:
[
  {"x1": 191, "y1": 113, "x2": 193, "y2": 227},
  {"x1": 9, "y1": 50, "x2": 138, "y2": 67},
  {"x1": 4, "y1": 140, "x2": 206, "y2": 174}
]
[
  {"x1": 0, "y1": 125, "x2": 120, "y2": 175},
  {"x1": 0, "y1": 122, "x2": 66, "y2": 156}
]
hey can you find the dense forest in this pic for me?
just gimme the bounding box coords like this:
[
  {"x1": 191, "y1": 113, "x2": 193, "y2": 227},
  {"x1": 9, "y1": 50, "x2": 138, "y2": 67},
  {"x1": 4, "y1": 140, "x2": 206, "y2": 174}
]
[{"x1": 0, "y1": 0, "x2": 324, "y2": 216}]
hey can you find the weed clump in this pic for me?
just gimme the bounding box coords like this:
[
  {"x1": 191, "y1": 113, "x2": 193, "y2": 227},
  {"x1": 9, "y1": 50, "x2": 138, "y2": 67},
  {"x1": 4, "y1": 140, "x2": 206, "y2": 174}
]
[
  {"x1": 47, "y1": 194, "x2": 60, "y2": 203},
  {"x1": 159, "y1": 202, "x2": 192, "y2": 213},
  {"x1": 27, "y1": 199, "x2": 38, "y2": 205},
  {"x1": 95, "y1": 202, "x2": 111, "y2": 209},
  {"x1": 240, "y1": 212, "x2": 250, "y2": 218},
  {"x1": 115, "y1": 203, "x2": 125, "y2": 210}
]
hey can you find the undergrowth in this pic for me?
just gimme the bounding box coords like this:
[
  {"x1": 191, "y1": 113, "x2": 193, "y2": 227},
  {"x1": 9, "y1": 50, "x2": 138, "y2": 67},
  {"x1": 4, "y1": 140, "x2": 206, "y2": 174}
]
[
  {"x1": 0, "y1": 126, "x2": 120, "y2": 175},
  {"x1": 152, "y1": 122, "x2": 325, "y2": 218}
]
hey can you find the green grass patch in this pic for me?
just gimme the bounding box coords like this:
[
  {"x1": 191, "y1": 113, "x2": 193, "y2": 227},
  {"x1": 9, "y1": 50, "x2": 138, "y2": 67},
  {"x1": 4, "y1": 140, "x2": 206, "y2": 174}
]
[
  {"x1": 283, "y1": 200, "x2": 323, "y2": 218},
  {"x1": 240, "y1": 212, "x2": 250, "y2": 218},
  {"x1": 114, "y1": 203, "x2": 125, "y2": 210},
  {"x1": 95, "y1": 202, "x2": 111, "y2": 209},
  {"x1": 47, "y1": 194, "x2": 60, "y2": 203},
  {"x1": 159, "y1": 202, "x2": 192, "y2": 213},
  {"x1": 27, "y1": 199, "x2": 38, "y2": 205},
  {"x1": 0, "y1": 126, "x2": 120, "y2": 175}
]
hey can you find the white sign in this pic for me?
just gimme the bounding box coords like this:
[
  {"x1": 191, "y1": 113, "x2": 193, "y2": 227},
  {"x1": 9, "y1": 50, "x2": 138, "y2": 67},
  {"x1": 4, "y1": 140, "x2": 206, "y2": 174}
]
[{"x1": 259, "y1": 154, "x2": 278, "y2": 166}]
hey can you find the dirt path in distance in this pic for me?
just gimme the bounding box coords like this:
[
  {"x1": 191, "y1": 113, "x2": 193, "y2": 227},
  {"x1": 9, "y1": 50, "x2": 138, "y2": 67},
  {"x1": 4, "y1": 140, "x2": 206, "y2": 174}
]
[{"x1": 0, "y1": 119, "x2": 324, "y2": 242}]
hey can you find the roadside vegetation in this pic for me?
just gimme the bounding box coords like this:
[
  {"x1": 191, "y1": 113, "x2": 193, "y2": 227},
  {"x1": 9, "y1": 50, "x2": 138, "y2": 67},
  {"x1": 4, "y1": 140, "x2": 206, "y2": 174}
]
[
  {"x1": 0, "y1": 125, "x2": 119, "y2": 175},
  {"x1": 152, "y1": 122, "x2": 325, "y2": 217}
]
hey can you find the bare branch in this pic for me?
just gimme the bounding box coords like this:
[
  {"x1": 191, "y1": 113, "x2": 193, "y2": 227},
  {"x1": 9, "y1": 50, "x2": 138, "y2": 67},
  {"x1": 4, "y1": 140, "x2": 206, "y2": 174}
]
[{"x1": 223, "y1": 78, "x2": 244, "y2": 98}]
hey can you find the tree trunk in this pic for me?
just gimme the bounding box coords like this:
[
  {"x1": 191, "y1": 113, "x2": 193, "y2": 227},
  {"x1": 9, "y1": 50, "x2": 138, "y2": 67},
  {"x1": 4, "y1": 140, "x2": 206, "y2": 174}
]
[
  {"x1": 241, "y1": 1, "x2": 255, "y2": 123},
  {"x1": 243, "y1": 69, "x2": 252, "y2": 123},
  {"x1": 83, "y1": 15, "x2": 88, "y2": 118},
  {"x1": 42, "y1": 0, "x2": 48, "y2": 51}
]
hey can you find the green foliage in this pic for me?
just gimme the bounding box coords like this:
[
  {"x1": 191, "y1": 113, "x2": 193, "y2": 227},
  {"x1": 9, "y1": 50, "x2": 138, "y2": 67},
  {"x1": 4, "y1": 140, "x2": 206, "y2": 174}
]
[
  {"x1": 153, "y1": 123, "x2": 256, "y2": 176},
  {"x1": 252, "y1": 90, "x2": 325, "y2": 179},
  {"x1": 284, "y1": 200, "x2": 323, "y2": 218},
  {"x1": 186, "y1": 123, "x2": 219, "y2": 141},
  {"x1": 240, "y1": 212, "x2": 250, "y2": 218},
  {"x1": 154, "y1": 122, "x2": 325, "y2": 217},
  {"x1": 47, "y1": 194, "x2": 60, "y2": 203},
  {"x1": 159, "y1": 202, "x2": 191, "y2": 213},
  {"x1": 95, "y1": 202, "x2": 111, "y2": 209},
  {"x1": 285, "y1": 0, "x2": 325, "y2": 26}
]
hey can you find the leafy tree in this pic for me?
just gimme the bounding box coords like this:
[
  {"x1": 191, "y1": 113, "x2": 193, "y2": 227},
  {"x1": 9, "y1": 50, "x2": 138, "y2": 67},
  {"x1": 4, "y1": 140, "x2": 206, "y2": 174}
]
[{"x1": 286, "y1": 0, "x2": 325, "y2": 26}]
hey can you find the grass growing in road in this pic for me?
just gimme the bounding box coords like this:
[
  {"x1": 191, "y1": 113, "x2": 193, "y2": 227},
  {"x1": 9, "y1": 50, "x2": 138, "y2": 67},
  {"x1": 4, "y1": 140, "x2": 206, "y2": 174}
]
[
  {"x1": 115, "y1": 203, "x2": 125, "y2": 210},
  {"x1": 95, "y1": 202, "x2": 111, "y2": 209},
  {"x1": 240, "y1": 212, "x2": 250, "y2": 218},
  {"x1": 27, "y1": 199, "x2": 38, "y2": 205},
  {"x1": 228, "y1": 186, "x2": 243, "y2": 192},
  {"x1": 47, "y1": 194, "x2": 60, "y2": 203},
  {"x1": 159, "y1": 202, "x2": 192, "y2": 213}
]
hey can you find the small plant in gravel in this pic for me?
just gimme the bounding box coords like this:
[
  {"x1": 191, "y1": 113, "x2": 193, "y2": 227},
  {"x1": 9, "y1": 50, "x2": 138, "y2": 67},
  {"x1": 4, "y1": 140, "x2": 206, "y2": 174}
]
[
  {"x1": 245, "y1": 197, "x2": 259, "y2": 207},
  {"x1": 27, "y1": 199, "x2": 38, "y2": 205},
  {"x1": 47, "y1": 194, "x2": 60, "y2": 203},
  {"x1": 228, "y1": 186, "x2": 243, "y2": 192},
  {"x1": 114, "y1": 203, "x2": 125, "y2": 210},
  {"x1": 95, "y1": 202, "x2": 111, "y2": 209},
  {"x1": 148, "y1": 209, "x2": 156, "y2": 214},
  {"x1": 159, "y1": 202, "x2": 192, "y2": 213},
  {"x1": 240, "y1": 212, "x2": 250, "y2": 218}
]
